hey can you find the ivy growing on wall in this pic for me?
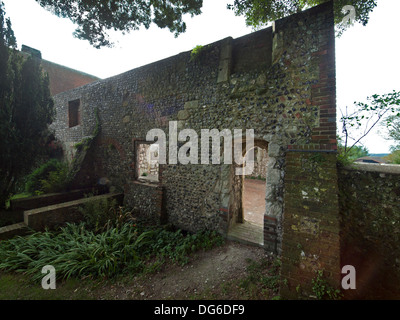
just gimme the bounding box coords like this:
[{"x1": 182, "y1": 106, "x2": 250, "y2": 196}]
[{"x1": 66, "y1": 107, "x2": 101, "y2": 188}]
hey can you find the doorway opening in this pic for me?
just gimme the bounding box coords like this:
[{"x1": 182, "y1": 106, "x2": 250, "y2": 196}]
[
  {"x1": 243, "y1": 147, "x2": 267, "y2": 226},
  {"x1": 228, "y1": 142, "x2": 268, "y2": 247}
]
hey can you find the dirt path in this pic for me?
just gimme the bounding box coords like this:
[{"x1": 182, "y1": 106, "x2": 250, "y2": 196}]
[{"x1": 92, "y1": 240, "x2": 272, "y2": 300}]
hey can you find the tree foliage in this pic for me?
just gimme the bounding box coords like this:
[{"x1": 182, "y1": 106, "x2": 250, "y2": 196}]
[
  {"x1": 35, "y1": 0, "x2": 203, "y2": 48},
  {"x1": 0, "y1": 1, "x2": 54, "y2": 207},
  {"x1": 384, "y1": 150, "x2": 400, "y2": 165},
  {"x1": 383, "y1": 114, "x2": 400, "y2": 152},
  {"x1": 339, "y1": 90, "x2": 400, "y2": 157},
  {"x1": 227, "y1": 0, "x2": 377, "y2": 35},
  {"x1": 337, "y1": 138, "x2": 368, "y2": 166},
  {"x1": 29, "y1": 0, "x2": 376, "y2": 48}
]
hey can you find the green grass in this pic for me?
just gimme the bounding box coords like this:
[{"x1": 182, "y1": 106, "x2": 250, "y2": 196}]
[{"x1": 0, "y1": 272, "x2": 99, "y2": 300}]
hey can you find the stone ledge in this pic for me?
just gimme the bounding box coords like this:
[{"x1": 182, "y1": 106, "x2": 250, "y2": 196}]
[{"x1": 344, "y1": 163, "x2": 400, "y2": 175}]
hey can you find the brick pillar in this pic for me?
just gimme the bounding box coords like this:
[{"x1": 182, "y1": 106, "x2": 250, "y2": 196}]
[
  {"x1": 280, "y1": 151, "x2": 341, "y2": 299},
  {"x1": 279, "y1": 1, "x2": 341, "y2": 299}
]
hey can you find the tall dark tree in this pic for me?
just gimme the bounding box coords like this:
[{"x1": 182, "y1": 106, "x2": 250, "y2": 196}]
[{"x1": 0, "y1": 1, "x2": 54, "y2": 208}]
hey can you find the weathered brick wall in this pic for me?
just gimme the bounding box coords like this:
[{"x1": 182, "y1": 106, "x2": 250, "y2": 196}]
[
  {"x1": 275, "y1": 1, "x2": 340, "y2": 298},
  {"x1": 339, "y1": 164, "x2": 400, "y2": 299},
  {"x1": 51, "y1": 1, "x2": 339, "y2": 297},
  {"x1": 281, "y1": 152, "x2": 340, "y2": 298}
]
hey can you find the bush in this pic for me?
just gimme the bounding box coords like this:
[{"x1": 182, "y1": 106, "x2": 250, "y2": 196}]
[
  {"x1": 78, "y1": 197, "x2": 135, "y2": 233},
  {"x1": 137, "y1": 227, "x2": 225, "y2": 265},
  {"x1": 25, "y1": 159, "x2": 69, "y2": 195}
]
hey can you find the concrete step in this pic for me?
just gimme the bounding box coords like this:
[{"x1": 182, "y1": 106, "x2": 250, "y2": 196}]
[
  {"x1": 0, "y1": 193, "x2": 124, "y2": 240},
  {"x1": 227, "y1": 220, "x2": 264, "y2": 248}
]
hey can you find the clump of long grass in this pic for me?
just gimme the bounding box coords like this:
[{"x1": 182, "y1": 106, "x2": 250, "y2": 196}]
[
  {"x1": 0, "y1": 200, "x2": 225, "y2": 283},
  {"x1": 0, "y1": 223, "x2": 151, "y2": 282}
]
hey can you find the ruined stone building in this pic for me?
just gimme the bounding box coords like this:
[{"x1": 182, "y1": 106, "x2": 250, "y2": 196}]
[{"x1": 51, "y1": 2, "x2": 340, "y2": 298}]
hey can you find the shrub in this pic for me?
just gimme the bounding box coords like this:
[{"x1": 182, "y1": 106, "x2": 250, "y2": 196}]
[
  {"x1": 137, "y1": 227, "x2": 225, "y2": 265},
  {"x1": 311, "y1": 270, "x2": 342, "y2": 300},
  {"x1": 78, "y1": 197, "x2": 135, "y2": 233},
  {"x1": 25, "y1": 159, "x2": 69, "y2": 195},
  {"x1": 190, "y1": 45, "x2": 209, "y2": 62}
]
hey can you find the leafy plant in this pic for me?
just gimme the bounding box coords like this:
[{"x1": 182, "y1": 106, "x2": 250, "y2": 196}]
[
  {"x1": 78, "y1": 196, "x2": 123, "y2": 233},
  {"x1": 190, "y1": 45, "x2": 208, "y2": 62},
  {"x1": 24, "y1": 159, "x2": 69, "y2": 195},
  {"x1": 138, "y1": 227, "x2": 225, "y2": 265},
  {"x1": 311, "y1": 270, "x2": 342, "y2": 300},
  {"x1": 66, "y1": 107, "x2": 100, "y2": 188}
]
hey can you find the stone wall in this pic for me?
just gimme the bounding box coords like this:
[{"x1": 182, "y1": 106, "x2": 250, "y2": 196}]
[
  {"x1": 51, "y1": 2, "x2": 339, "y2": 297},
  {"x1": 338, "y1": 163, "x2": 400, "y2": 299}
]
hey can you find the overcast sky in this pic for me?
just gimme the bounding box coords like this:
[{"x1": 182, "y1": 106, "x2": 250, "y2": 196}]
[{"x1": 3, "y1": 0, "x2": 400, "y2": 154}]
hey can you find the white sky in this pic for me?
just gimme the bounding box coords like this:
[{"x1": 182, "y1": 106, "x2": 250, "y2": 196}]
[{"x1": 3, "y1": 0, "x2": 400, "y2": 154}]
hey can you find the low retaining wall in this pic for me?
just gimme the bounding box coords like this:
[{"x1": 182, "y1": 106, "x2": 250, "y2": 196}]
[
  {"x1": 338, "y1": 163, "x2": 400, "y2": 299},
  {"x1": 24, "y1": 193, "x2": 124, "y2": 231},
  {"x1": 0, "y1": 223, "x2": 30, "y2": 240},
  {"x1": 10, "y1": 187, "x2": 106, "y2": 211}
]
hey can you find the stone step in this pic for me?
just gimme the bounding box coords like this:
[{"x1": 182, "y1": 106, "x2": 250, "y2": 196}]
[{"x1": 227, "y1": 221, "x2": 264, "y2": 248}]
